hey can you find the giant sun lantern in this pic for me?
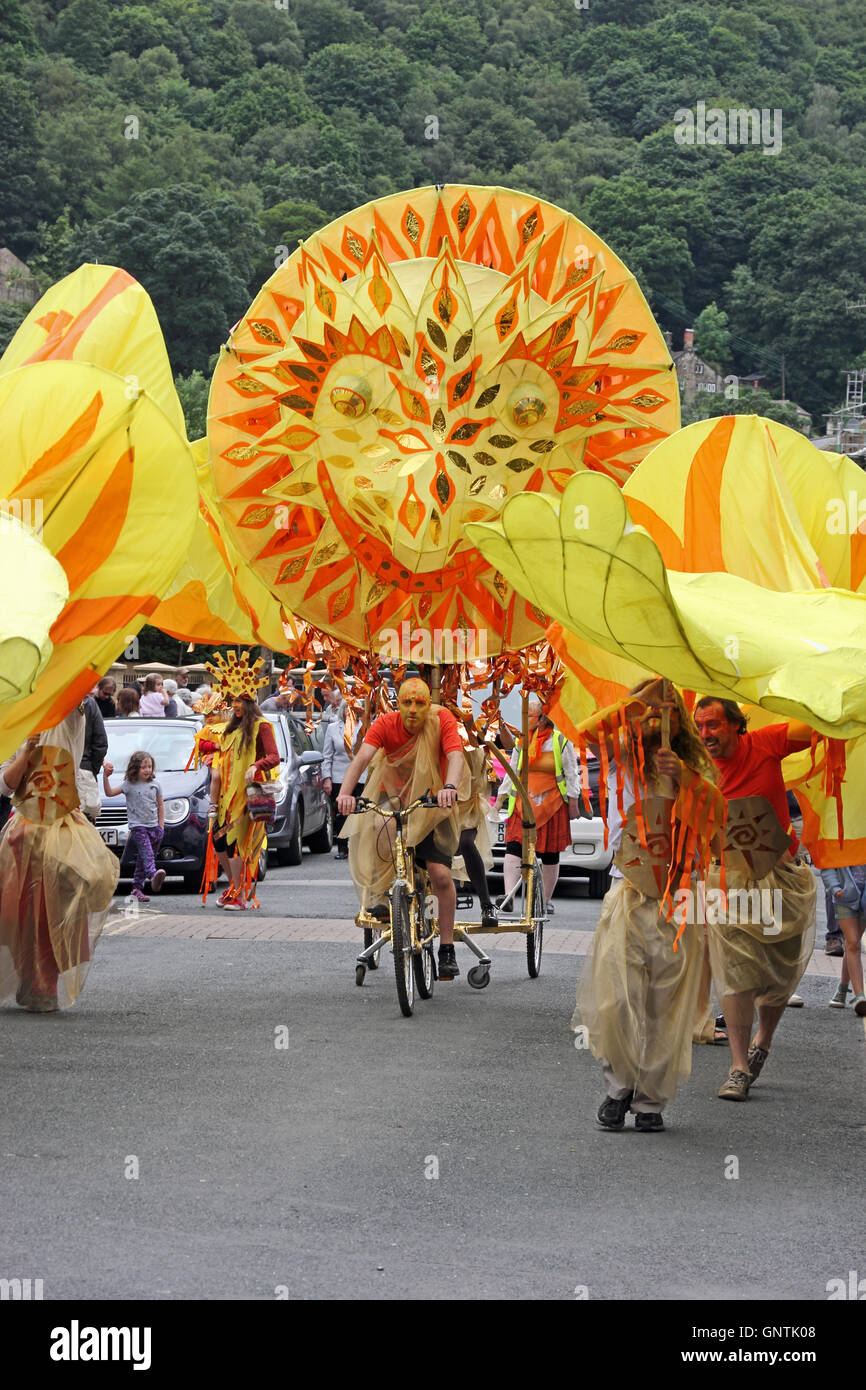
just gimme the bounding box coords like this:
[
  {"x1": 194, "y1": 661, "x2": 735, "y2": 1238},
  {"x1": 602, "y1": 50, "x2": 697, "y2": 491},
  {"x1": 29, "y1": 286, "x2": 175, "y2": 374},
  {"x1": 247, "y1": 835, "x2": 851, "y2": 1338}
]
[{"x1": 208, "y1": 185, "x2": 679, "y2": 655}]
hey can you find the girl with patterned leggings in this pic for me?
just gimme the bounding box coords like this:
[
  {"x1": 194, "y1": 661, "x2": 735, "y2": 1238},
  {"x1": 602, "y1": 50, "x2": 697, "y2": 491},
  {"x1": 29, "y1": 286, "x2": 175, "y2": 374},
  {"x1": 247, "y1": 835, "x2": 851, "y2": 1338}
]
[{"x1": 103, "y1": 751, "x2": 166, "y2": 902}]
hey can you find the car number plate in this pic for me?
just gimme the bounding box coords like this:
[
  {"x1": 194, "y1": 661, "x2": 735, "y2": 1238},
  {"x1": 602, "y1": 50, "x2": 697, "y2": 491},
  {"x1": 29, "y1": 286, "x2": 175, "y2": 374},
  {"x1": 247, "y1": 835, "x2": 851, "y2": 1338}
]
[
  {"x1": 496, "y1": 822, "x2": 505, "y2": 845},
  {"x1": 100, "y1": 828, "x2": 118, "y2": 845}
]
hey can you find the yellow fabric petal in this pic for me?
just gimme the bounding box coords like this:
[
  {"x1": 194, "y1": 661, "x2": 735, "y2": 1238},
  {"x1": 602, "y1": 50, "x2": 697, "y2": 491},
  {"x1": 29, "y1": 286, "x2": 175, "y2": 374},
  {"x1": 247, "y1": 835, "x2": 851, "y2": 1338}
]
[
  {"x1": 0, "y1": 265, "x2": 198, "y2": 761},
  {"x1": 0, "y1": 514, "x2": 69, "y2": 705},
  {"x1": 468, "y1": 470, "x2": 866, "y2": 738}
]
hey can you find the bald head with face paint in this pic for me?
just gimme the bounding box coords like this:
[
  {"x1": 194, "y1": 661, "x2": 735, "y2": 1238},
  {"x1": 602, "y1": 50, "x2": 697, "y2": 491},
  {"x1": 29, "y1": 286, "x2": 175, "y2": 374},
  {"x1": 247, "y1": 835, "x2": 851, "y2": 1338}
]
[{"x1": 397, "y1": 677, "x2": 431, "y2": 735}]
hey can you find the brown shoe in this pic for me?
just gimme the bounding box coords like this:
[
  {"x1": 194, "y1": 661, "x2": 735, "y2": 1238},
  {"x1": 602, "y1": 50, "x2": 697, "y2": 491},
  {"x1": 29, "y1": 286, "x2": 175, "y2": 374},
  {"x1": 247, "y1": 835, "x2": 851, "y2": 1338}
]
[
  {"x1": 717, "y1": 1068, "x2": 751, "y2": 1101},
  {"x1": 747, "y1": 1042, "x2": 770, "y2": 1083},
  {"x1": 26, "y1": 994, "x2": 60, "y2": 1013}
]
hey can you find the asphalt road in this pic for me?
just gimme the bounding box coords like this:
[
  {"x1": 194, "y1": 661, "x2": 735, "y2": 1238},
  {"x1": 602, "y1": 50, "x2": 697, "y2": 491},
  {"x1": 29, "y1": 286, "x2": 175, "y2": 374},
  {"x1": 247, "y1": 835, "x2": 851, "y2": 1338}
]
[{"x1": 2, "y1": 853, "x2": 864, "y2": 1301}]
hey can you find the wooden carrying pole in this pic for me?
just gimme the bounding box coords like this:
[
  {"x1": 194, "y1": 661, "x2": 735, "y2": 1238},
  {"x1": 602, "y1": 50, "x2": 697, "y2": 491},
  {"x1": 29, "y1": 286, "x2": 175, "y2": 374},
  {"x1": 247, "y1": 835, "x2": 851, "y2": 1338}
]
[
  {"x1": 657, "y1": 677, "x2": 675, "y2": 798},
  {"x1": 520, "y1": 687, "x2": 537, "y2": 866}
]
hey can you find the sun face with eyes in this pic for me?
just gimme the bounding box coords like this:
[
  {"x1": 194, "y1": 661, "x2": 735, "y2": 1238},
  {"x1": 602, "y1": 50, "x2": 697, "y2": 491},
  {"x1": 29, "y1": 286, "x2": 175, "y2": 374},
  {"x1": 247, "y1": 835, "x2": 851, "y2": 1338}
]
[{"x1": 210, "y1": 186, "x2": 678, "y2": 650}]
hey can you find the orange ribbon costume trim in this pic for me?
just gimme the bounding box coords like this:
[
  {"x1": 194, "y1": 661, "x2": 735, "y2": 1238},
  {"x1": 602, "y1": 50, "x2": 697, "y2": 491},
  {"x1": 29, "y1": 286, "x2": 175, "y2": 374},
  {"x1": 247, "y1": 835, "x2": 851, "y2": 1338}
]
[{"x1": 574, "y1": 696, "x2": 727, "y2": 949}]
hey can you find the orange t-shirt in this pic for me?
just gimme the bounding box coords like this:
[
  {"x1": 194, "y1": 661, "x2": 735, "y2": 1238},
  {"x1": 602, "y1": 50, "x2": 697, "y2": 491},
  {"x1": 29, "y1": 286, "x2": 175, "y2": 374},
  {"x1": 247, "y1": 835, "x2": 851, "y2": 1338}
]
[
  {"x1": 710, "y1": 725, "x2": 800, "y2": 852},
  {"x1": 364, "y1": 708, "x2": 463, "y2": 782}
]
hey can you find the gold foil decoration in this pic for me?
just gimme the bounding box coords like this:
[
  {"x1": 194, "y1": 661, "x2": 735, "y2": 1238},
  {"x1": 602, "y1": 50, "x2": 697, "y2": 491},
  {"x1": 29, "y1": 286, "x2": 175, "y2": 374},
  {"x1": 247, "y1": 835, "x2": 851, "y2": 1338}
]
[
  {"x1": 233, "y1": 375, "x2": 268, "y2": 395},
  {"x1": 451, "y1": 370, "x2": 472, "y2": 402},
  {"x1": 475, "y1": 385, "x2": 500, "y2": 408},
  {"x1": 453, "y1": 331, "x2": 472, "y2": 361},
  {"x1": 277, "y1": 556, "x2": 307, "y2": 582},
  {"x1": 426, "y1": 319, "x2": 447, "y2": 351},
  {"x1": 312, "y1": 541, "x2": 340, "y2": 567},
  {"x1": 249, "y1": 321, "x2": 282, "y2": 344},
  {"x1": 346, "y1": 232, "x2": 365, "y2": 263},
  {"x1": 521, "y1": 211, "x2": 539, "y2": 243},
  {"x1": 608, "y1": 332, "x2": 639, "y2": 351},
  {"x1": 456, "y1": 196, "x2": 472, "y2": 232},
  {"x1": 405, "y1": 209, "x2": 421, "y2": 244}
]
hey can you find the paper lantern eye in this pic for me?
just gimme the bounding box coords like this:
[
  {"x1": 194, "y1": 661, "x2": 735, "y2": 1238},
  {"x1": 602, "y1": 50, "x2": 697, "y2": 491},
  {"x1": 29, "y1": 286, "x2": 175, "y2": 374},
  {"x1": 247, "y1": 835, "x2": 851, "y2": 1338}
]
[
  {"x1": 330, "y1": 376, "x2": 371, "y2": 418},
  {"x1": 508, "y1": 383, "x2": 547, "y2": 427}
]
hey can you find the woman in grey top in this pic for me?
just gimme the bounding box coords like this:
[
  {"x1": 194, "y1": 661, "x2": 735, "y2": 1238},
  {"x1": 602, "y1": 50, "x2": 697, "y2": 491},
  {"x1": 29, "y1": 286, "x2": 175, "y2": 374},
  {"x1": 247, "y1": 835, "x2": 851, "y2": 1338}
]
[{"x1": 322, "y1": 708, "x2": 356, "y2": 859}]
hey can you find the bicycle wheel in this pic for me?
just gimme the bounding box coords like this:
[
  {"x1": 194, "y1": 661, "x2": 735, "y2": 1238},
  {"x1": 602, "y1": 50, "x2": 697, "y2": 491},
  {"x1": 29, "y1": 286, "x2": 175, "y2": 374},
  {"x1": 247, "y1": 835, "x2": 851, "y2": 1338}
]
[
  {"x1": 390, "y1": 883, "x2": 415, "y2": 1017},
  {"x1": 526, "y1": 865, "x2": 545, "y2": 978},
  {"x1": 412, "y1": 888, "x2": 435, "y2": 999}
]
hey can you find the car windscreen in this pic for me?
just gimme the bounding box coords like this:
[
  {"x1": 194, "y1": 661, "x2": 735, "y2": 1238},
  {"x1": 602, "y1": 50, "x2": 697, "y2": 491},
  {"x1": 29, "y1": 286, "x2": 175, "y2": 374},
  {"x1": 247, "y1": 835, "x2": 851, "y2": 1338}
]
[
  {"x1": 106, "y1": 722, "x2": 196, "y2": 775},
  {"x1": 263, "y1": 714, "x2": 288, "y2": 761}
]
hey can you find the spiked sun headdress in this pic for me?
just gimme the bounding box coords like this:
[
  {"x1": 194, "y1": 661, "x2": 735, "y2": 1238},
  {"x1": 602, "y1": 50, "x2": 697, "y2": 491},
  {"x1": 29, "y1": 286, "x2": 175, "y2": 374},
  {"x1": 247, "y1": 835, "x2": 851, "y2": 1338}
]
[{"x1": 205, "y1": 650, "x2": 269, "y2": 703}]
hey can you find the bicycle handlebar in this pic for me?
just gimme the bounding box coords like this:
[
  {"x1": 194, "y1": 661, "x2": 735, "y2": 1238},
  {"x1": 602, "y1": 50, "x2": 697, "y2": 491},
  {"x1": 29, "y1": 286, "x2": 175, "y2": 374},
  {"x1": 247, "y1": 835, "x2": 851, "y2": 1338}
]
[{"x1": 353, "y1": 789, "x2": 442, "y2": 816}]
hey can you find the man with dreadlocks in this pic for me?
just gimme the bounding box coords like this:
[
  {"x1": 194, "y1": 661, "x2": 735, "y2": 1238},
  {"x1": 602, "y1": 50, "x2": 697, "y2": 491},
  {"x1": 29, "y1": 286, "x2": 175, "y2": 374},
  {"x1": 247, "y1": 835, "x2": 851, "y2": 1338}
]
[{"x1": 571, "y1": 678, "x2": 724, "y2": 1132}]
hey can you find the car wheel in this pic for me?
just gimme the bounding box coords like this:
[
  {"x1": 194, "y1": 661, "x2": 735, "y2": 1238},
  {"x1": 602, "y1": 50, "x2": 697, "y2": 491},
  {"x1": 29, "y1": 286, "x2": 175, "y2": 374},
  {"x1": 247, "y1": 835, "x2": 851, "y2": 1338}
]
[
  {"x1": 588, "y1": 867, "x2": 611, "y2": 899},
  {"x1": 278, "y1": 808, "x2": 303, "y2": 866},
  {"x1": 257, "y1": 845, "x2": 268, "y2": 882},
  {"x1": 307, "y1": 801, "x2": 333, "y2": 854}
]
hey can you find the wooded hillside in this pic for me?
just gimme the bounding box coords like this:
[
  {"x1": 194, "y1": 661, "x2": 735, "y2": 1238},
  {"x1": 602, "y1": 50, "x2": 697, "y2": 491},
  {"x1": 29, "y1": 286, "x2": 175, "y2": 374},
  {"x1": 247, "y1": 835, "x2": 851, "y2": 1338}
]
[{"x1": 2, "y1": 0, "x2": 864, "y2": 427}]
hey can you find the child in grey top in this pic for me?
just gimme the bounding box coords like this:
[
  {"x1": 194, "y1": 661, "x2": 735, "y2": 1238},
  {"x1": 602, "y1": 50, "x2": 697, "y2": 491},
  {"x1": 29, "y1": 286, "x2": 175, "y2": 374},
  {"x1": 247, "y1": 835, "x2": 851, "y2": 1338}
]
[{"x1": 103, "y1": 751, "x2": 165, "y2": 902}]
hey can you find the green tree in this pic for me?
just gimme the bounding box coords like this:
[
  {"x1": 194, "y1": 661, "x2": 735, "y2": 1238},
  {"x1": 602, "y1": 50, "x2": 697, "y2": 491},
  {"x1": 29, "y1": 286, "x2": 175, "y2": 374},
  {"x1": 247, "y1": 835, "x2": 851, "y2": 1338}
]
[
  {"x1": 705, "y1": 387, "x2": 810, "y2": 434},
  {"x1": 0, "y1": 70, "x2": 40, "y2": 246},
  {"x1": 174, "y1": 370, "x2": 209, "y2": 440},
  {"x1": 0, "y1": 300, "x2": 31, "y2": 359},
  {"x1": 69, "y1": 185, "x2": 261, "y2": 375},
  {"x1": 403, "y1": 4, "x2": 485, "y2": 77},
  {"x1": 304, "y1": 42, "x2": 413, "y2": 126},
  {"x1": 693, "y1": 303, "x2": 732, "y2": 374},
  {"x1": 52, "y1": 0, "x2": 112, "y2": 74}
]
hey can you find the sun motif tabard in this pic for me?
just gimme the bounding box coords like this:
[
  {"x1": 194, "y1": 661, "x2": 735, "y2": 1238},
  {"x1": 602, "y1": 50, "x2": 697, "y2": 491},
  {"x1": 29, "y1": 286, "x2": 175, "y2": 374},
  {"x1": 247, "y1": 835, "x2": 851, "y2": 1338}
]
[{"x1": 208, "y1": 186, "x2": 679, "y2": 653}]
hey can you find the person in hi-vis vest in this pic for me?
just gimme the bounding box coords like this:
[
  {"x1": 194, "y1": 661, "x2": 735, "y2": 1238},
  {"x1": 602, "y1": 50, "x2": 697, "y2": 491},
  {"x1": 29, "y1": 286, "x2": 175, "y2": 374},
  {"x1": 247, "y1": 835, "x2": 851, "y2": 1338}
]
[{"x1": 496, "y1": 699, "x2": 581, "y2": 913}]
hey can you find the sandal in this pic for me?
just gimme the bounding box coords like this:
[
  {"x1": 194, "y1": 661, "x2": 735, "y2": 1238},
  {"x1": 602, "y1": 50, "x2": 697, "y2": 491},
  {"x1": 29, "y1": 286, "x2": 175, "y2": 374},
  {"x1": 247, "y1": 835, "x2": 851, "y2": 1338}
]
[{"x1": 713, "y1": 1013, "x2": 728, "y2": 1045}]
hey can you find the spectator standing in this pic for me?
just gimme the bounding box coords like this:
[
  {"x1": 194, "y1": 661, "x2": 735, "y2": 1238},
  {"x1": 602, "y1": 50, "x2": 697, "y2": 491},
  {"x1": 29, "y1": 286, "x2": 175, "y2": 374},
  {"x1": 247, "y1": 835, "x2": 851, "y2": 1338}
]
[
  {"x1": 163, "y1": 679, "x2": 180, "y2": 717},
  {"x1": 103, "y1": 753, "x2": 166, "y2": 903},
  {"x1": 175, "y1": 668, "x2": 191, "y2": 691},
  {"x1": 322, "y1": 705, "x2": 357, "y2": 858},
  {"x1": 139, "y1": 673, "x2": 169, "y2": 717},
  {"x1": 260, "y1": 691, "x2": 291, "y2": 714},
  {"x1": 820, "y1": 864, "x2": 866, "y2": 1014},
  {"x1": 116, "y1": 686, "x2": 140, "y2": 717},
  {"x1": 78, "y1": 693, "x2": 108, "y2": 819},
  {"x1": 94, "y1": 677, "x2": 117, "y2": 719}
]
